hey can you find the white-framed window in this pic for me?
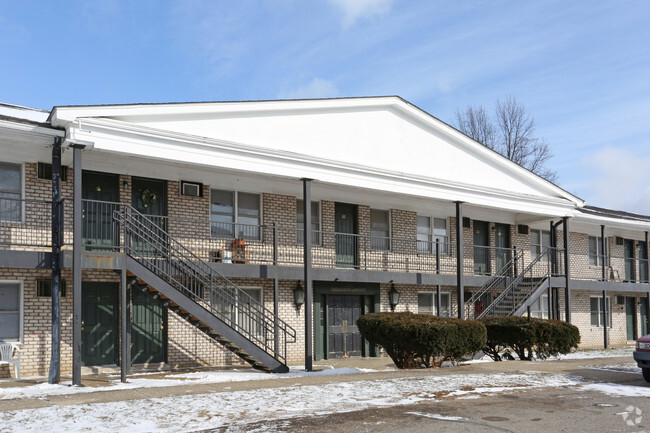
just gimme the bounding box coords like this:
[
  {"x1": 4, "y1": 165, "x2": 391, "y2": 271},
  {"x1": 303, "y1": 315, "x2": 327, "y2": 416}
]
[
  {"x1": 530, "y1": 294, "x2": 549, "y2": 319},
  {"x1": 296, "y1": 200, "x2": 321, "y2": 246},
  {"x1": 210, "y1": 189, "x2": 261, "y2": 240},
  {"x1": 530, "y1": 229, "x2": 551, "y2": 261},
  {"x1": 0, "y1": 162, "x2": 22, "y2": 223},
  {"x1": 370, "y1": 209, "x2": 390, "y2": 251},
  {"x1": 0, "y1": 281, "x2": 22, "y2": 342},
  {"x1": 590, "y1": 296, "x2": 611, "y2": 327},
  {"x1": 588, "y1": 236, "x2": 608, "y2": 266},
  {"x1": 417, "y1": 216, "x2": 448, "y2": 254},
  {"x1": 418, "y1": 291, "x2": 451, "y2": 317}
]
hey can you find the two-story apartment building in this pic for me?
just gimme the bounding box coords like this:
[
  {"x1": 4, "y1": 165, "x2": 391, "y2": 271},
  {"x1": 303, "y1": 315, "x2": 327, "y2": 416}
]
[{"x1": 1, "y1": 96, "x2": 648, "y2": 379}]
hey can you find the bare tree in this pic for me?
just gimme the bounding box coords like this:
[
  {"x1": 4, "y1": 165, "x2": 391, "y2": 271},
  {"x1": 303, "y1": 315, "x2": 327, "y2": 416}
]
[{"x1": 454, "y1": 96, "x2": 558, "y2": 183}]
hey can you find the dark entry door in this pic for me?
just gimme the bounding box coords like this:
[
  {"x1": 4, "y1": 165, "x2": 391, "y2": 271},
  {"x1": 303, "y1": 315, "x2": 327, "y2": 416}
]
[
  {"x1": 82, "y1": 282, "x2": 119, "y2": 366},
  {"x1": 474, "y1": 220, "x2": 490, "y2": 274},
  {"x1": 624, "y1": 240, "x2": 636, "y2": 282},
  {"x1": 641, "y1": 297, "x2": 648, "y2": 336},
  {"x1": 626, "y1": 297, "x2": 637, "y2": 341},
  {"x1": 327, "y1": 295, "x2": 363, "y2": 358},
  {"x1": 494, "y1": 223, "x2": 510, "y2": 272},
  {"x1": 82, "y1": 171, "x2": 120, "y2": 249},
  {"x1": 335, "y1": 203, "x2": 357, "y2": 268},
  {"x1": 131, "y1": 177, "x2": 167, "y2": 253},
  {"x1": 131, "y1": 290, "x2": 167, "y2": 364}
]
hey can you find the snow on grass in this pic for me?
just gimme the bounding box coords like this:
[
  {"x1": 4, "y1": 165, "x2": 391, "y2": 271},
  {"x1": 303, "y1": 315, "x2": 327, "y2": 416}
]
[
  {"x1": 581, "y1": 382, "x2": 650, "y2": 397},
  {"x1": 0, "y1": 367, "x2": 377, "y2": 401},
  {"x1": 553, "y1": 346, "x2": 635, "y2": 360},
  {"x1": 1, "y1": 372, "x2": 582, "y2": 433}
]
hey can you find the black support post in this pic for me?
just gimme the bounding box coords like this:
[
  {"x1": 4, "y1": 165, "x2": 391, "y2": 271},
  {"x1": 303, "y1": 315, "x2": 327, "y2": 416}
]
[
  {"x1": 601, "y1": 225, "x2": 606, "y2": 281},
  {"x1": 646, "y1": 232, "x2": 649, "y2": 283},
  {"x1": 72, "y1": 146, "x2": 83, "y2": 386},
  {"x1": 563, "y1": 217, "x2": 571, "y2": 323},
  {"x1": 302, "y1": 179, "x2": 313, "y2": 371},
  {"x1": 120, "y1": 264, "x2": 128, "y2": 383},
  {"x1": 602, "y1": 289, "x2": 608, "y2": 348},
  {"x1": 455, "y1": 201, "x2": 464, "y2": 319},
  {"x1": 48, "y1": 137, "x2": 62, "y2": 384},
  {"x1": 274, "y1": 277, "x2": 279, "y2": 357}
]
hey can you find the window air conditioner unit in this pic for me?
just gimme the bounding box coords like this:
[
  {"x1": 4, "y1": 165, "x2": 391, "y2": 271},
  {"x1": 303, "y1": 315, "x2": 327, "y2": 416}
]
[{"x1": 181, "y1": 181, "x2": 202, "y2": 197}]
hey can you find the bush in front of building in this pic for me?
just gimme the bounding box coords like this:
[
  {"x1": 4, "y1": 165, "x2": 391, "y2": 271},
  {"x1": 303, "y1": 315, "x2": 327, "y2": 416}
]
[
  {"x1": 356, "y1": 312, "x2": 487, "y2": 369},
  {"x1": 480, "y1": 316, "x2": 580, "y2": 361}
]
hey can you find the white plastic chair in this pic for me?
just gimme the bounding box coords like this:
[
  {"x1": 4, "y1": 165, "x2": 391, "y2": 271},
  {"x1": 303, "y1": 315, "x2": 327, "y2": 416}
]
[{"x1": 0, "y1": 343, "x2": 21, "y2": 379}]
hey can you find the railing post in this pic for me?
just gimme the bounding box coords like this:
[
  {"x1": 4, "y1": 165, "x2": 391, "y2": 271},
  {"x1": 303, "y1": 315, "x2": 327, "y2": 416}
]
[
  {"x1": 273, "y1": 223, "x2": 279, "y2": 266},
  {"x1": 513, "y1": 245, "x2": 518, "y2": 277}
]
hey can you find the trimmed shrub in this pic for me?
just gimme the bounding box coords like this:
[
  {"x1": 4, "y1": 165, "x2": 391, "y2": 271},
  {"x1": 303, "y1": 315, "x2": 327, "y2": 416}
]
[
  {"x1": 356, "y1": 312, "x2": 487, "y2": 369},
  {"x1": 480, "y1": 316, "x2": 580, "y2": 361}
]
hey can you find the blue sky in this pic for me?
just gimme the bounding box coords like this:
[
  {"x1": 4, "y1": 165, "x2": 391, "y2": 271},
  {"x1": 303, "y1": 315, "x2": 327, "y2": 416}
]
[{"x1": 2, "y1": 0, "x2": 650, "y2": 214}]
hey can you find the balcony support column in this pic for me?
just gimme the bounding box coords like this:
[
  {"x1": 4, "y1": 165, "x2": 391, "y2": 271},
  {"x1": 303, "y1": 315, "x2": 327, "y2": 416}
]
[
  {"x1": 602, "y1": 289, "x2": 608, "y2": 349},
  {"x1": 455, "y1": 201, "x2": 464, "y2": 319},
  {"x1": 48, "y1": 137, "x2": 62, "y2": 384},
  {"x1": 646, "y1": 232, "x2": 649, "y2": 283},
  {"x1": 601, "y1": 225, "x2": 606, "y2": 281},
  {"x1": 72, "y1": 145, "x2": 84, "y2": 386},
  {"x1": 302, "y1": 178, "x2": 313, "y2": 371},
  {"x1": 563, "y1": 217, "x2": 571, "y2": 323}
]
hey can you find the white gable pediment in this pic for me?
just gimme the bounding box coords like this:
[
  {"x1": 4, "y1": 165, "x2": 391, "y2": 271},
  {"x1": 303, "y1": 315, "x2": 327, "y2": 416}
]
[{"x1": 51, "y1": 97, "x2": 583, "y2": 216}]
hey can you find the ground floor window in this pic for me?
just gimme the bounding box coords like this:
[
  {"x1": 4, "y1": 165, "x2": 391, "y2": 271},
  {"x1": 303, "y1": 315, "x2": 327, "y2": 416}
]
[
  {"x1": 590, "y1": 296, "x2": 611, "y2": 327},
  {"x1": 237, "y1": 287, "x2": 263, "y2": 336},
  {"x1": 0, "y1": 281, "x2": 22, "y2": 342},
  {"x1": 418, "y1": 291, "x2": 451, "y2": 317},
  {"x1": 530, "y1": 294, "x2": 549, "y2": 319}
]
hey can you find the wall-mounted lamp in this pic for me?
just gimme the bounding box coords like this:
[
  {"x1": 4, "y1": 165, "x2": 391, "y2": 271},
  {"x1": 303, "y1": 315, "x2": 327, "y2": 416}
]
[
  {"x1": 294, "y1": 282, "x2": 305, "y2": 310},
  {"x1": 123, "y1": 180, "x2": 129, "y2": 190},
  {"x1": 388, "y1": 282, "x2": 400, "y2": 312}
]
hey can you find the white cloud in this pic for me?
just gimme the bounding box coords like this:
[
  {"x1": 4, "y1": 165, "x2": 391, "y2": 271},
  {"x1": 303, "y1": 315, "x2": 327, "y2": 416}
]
[
  {"x1": 280, "y1": 78, "x2": 340, "y2": 99},
  {"x1": 578, "y1": 146, "x2": 650, "y2": 214},
  {"x1": 329, "y1": 0, "x2": 394, "y2": 27}
]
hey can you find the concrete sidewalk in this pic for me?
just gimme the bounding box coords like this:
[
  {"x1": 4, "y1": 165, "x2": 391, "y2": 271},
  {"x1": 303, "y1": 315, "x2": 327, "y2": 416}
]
[{"x1": 0, "y1": 354, "x2": 643, "y2": 413}]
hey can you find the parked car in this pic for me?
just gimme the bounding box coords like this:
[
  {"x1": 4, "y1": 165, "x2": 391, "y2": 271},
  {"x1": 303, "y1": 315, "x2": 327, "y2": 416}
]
[{"x1": 634, "y1": 335, "x2": 650, "y2": 382}]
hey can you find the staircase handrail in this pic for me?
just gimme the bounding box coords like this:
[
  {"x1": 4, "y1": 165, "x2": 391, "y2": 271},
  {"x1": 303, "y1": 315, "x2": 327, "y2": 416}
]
[
  {"x1": 478, "y1": 247, "x2": 551, "y2": 319},
  {"x1": 465, "y1": 247, "x2": 524, "y2": 312},
  {"x1": 114, "y1": 204, "x2": 296, "y2": 363}
]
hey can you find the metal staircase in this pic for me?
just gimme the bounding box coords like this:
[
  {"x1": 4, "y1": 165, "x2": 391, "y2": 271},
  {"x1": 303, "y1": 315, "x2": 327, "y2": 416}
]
[
  {"x1": 465, "y1": 248, "x2": 524, "y2": 319},
  {"x1": 477, "y1": 248, "x2": 552, "y2": 319},
  {"x1": 116, "y1": 205, "x2": 296, "y2": 373}
]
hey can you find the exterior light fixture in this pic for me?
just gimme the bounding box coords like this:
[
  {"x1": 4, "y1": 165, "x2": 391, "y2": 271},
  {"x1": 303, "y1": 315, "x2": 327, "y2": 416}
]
[
  {"x1": 388, "y1": 283, "x2": 400, "y2": 312},
  {"x1": 294, "y1": 282, "x2": 305, "y2": 310}
]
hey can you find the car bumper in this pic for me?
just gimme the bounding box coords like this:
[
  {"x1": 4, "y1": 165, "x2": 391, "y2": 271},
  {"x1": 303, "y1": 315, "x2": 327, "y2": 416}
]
[{"x1": 634, "y1": 350, "x2": 650, "y2": 368}]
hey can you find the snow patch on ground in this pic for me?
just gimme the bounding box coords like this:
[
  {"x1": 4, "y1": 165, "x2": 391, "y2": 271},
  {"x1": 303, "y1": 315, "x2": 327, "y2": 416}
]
[
  {"x1": 1, "y1": 372, "x2": 582, "y2": 432},
  {"x1": 406, "y1": 411, "x2": 467, "y2": 421},
  {"x1": 581, "y1": 382, "x2": 650, "y2": 397}
]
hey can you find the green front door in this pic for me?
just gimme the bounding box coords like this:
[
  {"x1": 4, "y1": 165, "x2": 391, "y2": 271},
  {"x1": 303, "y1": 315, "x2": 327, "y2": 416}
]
[
  {"x1": 82, "y1": 171, "x2": 120, "y2": 250},
  {"x1": 626, "y1": 297, "x2": 637, "y2": 341},
  {"x1": 131, "y1": 177, "x2": 167, "y2": 253},
  {"x1": 474, "y1": 220, "x2": 490, "y2": 274},
  {"x1": 494, "y1": 223, "x2": 510, "y2": 272},
  {"x1": 132, "y1": 290, "x2": 167, "y2": 364},
  {"x1": 335, "y1": 203, "x2": 357, "y2": 268},
  {"x1": 82, "y1": 282, "x2": 119, "y2": 366}
]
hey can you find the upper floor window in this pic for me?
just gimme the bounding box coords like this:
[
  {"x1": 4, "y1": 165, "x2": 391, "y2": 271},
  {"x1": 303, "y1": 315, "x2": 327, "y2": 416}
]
[
  {"x1": 530, "y1": 229, "x2": 551, "y2": 259},
  {"x1": 210, "y1": 189, "x2": 261, "y2": 240},
  {"x1": 588, "y1": 236, "x2": 608, "y2": 266},
  {"x1": 0, "y1": 162, "x2": 22, "y2": 222},
  {"x1": 0, "y1": 282, "x2": 22, "y2": 342},
  {"x1": 417, "y1": 216, "x2": 448, "y2": 254},
  {"x1": 296, "y1": 200, "x2": 321, "y2": 245},
  {"x1": 370, "y1": 209, "x2": 390, "y2": 251}
]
